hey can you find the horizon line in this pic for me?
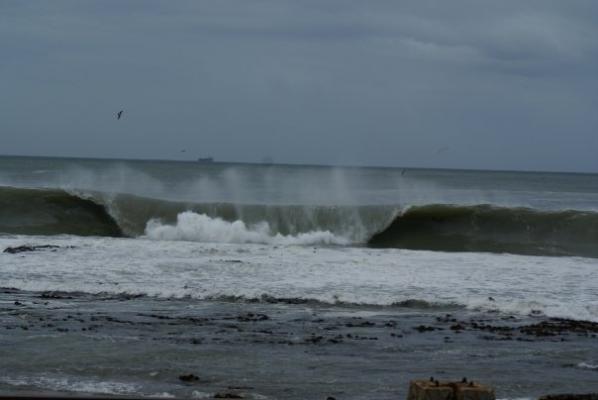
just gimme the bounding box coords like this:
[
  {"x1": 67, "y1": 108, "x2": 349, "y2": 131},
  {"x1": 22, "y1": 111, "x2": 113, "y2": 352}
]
[{"x1": 0, "y1": 153, "x2": 596, "y2": 176}]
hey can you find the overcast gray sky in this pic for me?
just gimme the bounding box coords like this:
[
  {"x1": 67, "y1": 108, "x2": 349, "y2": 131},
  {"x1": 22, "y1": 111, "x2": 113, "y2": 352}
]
[{"x1": 2, "y1": 0, "x2": 597, "y2": 172}]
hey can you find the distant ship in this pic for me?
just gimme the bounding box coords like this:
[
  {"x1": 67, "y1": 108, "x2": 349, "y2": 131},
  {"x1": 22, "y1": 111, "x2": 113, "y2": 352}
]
[{"x1": 197, "y1": 157, "x2": 214, "y2": 163}]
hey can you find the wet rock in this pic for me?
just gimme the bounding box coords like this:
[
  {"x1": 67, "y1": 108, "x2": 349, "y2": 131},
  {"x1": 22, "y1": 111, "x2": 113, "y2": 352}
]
[
  {"x1": 415, "y1": 325, "x2": 439, "y2": 333},
  {"x1": 179, "y1": 373, "x2": 200, "y2": 382},
  {"x1": 450, "y1": 323, "x2": 466, "y2": 332},
  {"x1": 538, "y1": 395, "x2": 598, "y2": 400},
  {"x1": 236, "y1": 313, "x2": 269, "y2": 322},
  {"x1": 4, "y1": 245, "x2": 61, "y2": 254},
  {"x1": 40, "y1": 291, "x2": 74, "y2": 300},
  {"x1": 214, "y1": 393, "x2": 244, "y2": 399},
  {"x1": 328, "y1": 334, "x2": 344, "y2": 344},
  {"x1": 519, "y1": 318, "x2": 598, "y2": 338},
  {"x1": 305, "y1": 335, "x2": 324, "y2": 344},
  {"x1": 345, "y1": 321, "x2": 376, "y2": 328}
]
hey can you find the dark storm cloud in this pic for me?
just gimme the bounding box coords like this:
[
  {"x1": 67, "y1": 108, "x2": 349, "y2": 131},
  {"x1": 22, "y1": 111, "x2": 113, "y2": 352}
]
[{"x1": 1, "y1": 1, "x2": 597, "y2": 171}]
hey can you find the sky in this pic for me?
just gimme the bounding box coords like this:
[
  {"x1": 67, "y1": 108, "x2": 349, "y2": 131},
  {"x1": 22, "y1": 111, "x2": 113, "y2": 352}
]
[{"x1": 1, "y1": 0, "x2": 598, "y2": 172}]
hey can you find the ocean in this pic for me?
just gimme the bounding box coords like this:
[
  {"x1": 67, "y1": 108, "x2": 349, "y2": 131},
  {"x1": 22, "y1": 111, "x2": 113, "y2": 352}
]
[{"x1": 1, "y1": 155, "x2": 598, "y2": 399}]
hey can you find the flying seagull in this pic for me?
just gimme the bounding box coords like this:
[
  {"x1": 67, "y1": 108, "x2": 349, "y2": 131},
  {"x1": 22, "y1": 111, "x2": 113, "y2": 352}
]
[
  {"x1": 116, "y1": 110, "x2": 124, "y2": 120},
  {"x1": 435, "y1": 146, "x2": 449, "y2": 155}
]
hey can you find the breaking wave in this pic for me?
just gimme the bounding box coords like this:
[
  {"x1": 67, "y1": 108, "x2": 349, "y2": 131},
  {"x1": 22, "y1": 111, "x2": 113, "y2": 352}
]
[
  {"x1": 0, "y1": 186, "x2": 122, "y2": 237},
  {"x1": 2, "y1": 185, "x2": 598, "y2": 257},
  {"x1": 369, "y1": 204, "x2": 598, "y2": 258},
  {"x1": 0, "y1": 185, "x2": 394, "y2": 241}
]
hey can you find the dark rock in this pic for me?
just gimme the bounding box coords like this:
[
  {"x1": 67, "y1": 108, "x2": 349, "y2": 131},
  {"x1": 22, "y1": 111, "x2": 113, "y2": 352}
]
[
  {"x1": 538, "y1": 395, "x2": 598, "y2": 400},
  {"x1": 305, "y1": 335, "x2": 324, "y2": 344},
  {"x1": 4, "y1": 245, "x2": 61, "y2": 254},
  {"x1": 345, "y1": 321, "x2": 376, "y2": 328},
  {"x1": 179, "y1": 373, "x2": 200, "y2": 382},
  {"x1": 40, "y1": 291, "x2": 74, "y2": 300},
  {"x1": 519, "y1": 318, "x2": 598, "y2": 337},
  {"x1": 236, "y1": 313, "x2": 269, "y2": 322},
  {"x1": 414, "y1": 325, "x2": 438, "y2": 333},
  {"x1": 214, "y1": 393, "x2": 244, "y2": 399}
]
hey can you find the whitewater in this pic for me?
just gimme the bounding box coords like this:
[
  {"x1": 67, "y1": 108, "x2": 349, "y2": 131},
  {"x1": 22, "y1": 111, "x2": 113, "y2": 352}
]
[{"x1": 2, "y1": 234, "x2": 598, "y2": 321}]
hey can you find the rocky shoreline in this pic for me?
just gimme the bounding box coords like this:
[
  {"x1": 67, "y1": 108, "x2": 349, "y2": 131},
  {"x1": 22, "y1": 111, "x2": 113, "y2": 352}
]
[{"x1": 2, "y1": 288, "x2": 598, "y2": 399}]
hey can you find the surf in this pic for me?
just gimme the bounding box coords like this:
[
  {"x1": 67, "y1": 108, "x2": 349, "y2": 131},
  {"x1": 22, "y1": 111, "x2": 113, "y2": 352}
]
[{"x1": 2, "y1": 185, "x2": 598, "y2": 258}]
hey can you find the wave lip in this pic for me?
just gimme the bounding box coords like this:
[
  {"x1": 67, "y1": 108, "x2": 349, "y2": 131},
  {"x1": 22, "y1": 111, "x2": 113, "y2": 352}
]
[{"x1": 368, "y1": 204, "x2": 598, "y2": 258}]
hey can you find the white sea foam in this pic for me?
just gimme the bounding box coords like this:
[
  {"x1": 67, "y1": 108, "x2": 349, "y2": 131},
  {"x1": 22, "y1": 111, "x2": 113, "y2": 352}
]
[
  {"x1": 2, "y1": 235, "x2": 598, "y2": 321},
  {"x1": 149, "y1": 392, "x2": 177, "y2": 398},
  {"x1": 191, "y1": 391, "x2": 213, "y2": 399},
  {"x1": 144, "y1": 211, "x2": 351, "y2": 246},
  {"x1": 577, "y1": 362, "x2": 598, "y2": 370},
  {"x1": 0, "y1": 375, "x2": 139, "y2": 395}
]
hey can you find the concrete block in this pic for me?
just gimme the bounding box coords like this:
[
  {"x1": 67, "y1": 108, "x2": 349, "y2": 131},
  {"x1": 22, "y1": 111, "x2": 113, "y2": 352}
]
[
  {"x1": 407, "y1": 380, "x2": 454, "y2": 400},
  {"x1": 454, "y1": 382, "x2": 495, "y2": 400},
  {"x1": 407, "y1": 380, "x2": 495, "y2": 400}
]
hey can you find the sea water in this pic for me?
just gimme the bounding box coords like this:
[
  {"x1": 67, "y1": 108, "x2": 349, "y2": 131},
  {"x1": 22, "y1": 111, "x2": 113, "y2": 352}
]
[{"x1": 1, "y1": 156, "x2": 598, "y2": 399}]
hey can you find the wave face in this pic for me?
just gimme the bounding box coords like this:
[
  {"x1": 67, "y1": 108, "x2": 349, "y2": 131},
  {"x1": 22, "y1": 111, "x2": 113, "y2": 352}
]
[
  {"x1": 0, "y1": 187, "x2": 122, "y2": 237},
  {"x1": 368, "y1": 204, "x2": 598, "y2": 258}
]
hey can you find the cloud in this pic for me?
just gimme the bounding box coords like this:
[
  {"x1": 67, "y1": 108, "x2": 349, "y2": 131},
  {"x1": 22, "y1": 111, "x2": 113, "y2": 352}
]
[{"x1": 1, "y1": 0, "x2": 597, "y2": 172}]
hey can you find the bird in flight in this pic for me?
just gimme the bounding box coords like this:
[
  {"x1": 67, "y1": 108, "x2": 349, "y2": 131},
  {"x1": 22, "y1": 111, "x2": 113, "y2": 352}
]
[{"x1": 116, "y1": 110, "x2": 124, "y2": 120}]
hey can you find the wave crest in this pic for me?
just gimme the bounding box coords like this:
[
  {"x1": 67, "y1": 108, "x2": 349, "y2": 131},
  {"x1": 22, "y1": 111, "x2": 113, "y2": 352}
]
[{"x1": 369, "y1": 204, "x2": 598, "y2": 257}]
